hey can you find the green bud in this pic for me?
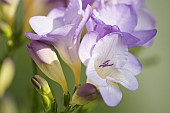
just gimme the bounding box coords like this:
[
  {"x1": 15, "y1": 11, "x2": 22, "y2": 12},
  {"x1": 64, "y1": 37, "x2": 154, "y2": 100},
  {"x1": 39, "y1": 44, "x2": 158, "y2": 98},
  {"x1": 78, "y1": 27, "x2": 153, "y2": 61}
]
[
  {"x1": 31, "y1": 75, "x2": 51, "y2": 96},
  {"x1": 31, "y1": 75, "x2": 56, "y2": 112},
  {"x1": 72, "y1": 83, "x2": 98, "y2": 105}
]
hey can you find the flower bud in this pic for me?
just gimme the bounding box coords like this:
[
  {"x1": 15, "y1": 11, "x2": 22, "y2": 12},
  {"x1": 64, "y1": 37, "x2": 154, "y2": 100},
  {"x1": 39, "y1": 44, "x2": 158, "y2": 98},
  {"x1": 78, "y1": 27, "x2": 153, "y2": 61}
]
[
  {"x1": 31, "y1": 75, "x2": 51, "y2": 96},
  {"x1": 72, "y1": 83, "x2": 98, "y2": 105},
  {"x1": 31, "y1": 75, "x2": 55, "y2": 112},
  {"x1": 0, "y1": 58, "x2": 15, "y2": 98},
  {"x1": 27, "y1": 41, "x2": 68, "y2": 93}
]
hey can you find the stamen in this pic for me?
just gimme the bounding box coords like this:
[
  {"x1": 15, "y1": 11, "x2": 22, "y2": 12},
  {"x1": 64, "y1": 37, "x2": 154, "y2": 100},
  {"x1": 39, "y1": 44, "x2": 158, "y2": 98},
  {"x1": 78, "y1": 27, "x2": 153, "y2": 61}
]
[{"x1": 99, "y1": 60, "x2": 114, "y2": 67}]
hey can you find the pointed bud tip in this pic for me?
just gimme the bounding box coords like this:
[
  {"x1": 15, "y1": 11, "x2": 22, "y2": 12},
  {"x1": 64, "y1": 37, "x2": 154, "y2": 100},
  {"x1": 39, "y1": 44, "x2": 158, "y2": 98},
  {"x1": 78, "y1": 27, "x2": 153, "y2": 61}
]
[{"x1": 31, "y1": 75, "x2": 51, "y2": 95}]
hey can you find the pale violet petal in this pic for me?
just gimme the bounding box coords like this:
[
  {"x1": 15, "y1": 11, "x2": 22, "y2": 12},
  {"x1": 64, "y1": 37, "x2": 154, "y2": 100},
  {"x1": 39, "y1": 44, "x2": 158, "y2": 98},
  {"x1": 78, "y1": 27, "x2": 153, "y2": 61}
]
[
  {"x1": 124, "y1": 53, "x2": 142, "y2": 76},
  {"x1": 142, "y1": 39, "x2": 154, "y2": 47},
  {"x1": 64, "y1": 0, "x2": 82, "y2": 24},
  {"x1": 115, "y1": 0, "x2": 145, "y2": 8},
  {"x1": 25, "y1": 32, "x2": 56, "y2": 42},
  {"x1": 74, "y1": 5, "x2": 92, "y2": 41},
  {"x1": 99, "y1": 84, "x2": 122, "y2": 107},
  {"x1": 95, "y1": 4, "x2": 137, "y2": 32},
  {"x1": 82, "y1": 0, "x2": 95, "y2": 9},
  {"x1": 79, "y1": 31, "x2": 98, "y2": 66},
  {"x1": 29, "y1": 16, "x2": 53, "y2": 35},
  {"x1": 48, "y1": 24, "x2": 74, "y2": 37},
  {"x1": 135, "y1": 9, "x2": 156, "y2": 31},
  {"x1": 53, "y1": 39, "x2": 80, "y2": 66},
  {"x1": 29, "y1": 41, "x2": 58, "y2": 64},
  {"x1": 120, "y1": 32, "x2": 140, "y2": 48},
  {"x1": 86, "y1": 18, "x2": 95, "y2": 32},
  {"x1": 107, "y1": 69, "x2": 138, "y2": 91},
  {"x1": 48, "y1": 7, "x2": 66, "y2": 19},
  {"x1": 132, "y1": 29, "x2": 157, "y2": 47}
]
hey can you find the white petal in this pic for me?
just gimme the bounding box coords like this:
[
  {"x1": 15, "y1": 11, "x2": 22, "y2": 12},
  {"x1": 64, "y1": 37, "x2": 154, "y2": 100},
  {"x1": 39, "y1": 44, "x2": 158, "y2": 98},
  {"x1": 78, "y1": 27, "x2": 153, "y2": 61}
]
[
  {"x1": 86, "y1": 58, "x2": 107, "y2": 86},
  {"x1": 48, "y1": 7, "x2": 66, "y2": 19},
  {"x1": 92, "y1": 33, "x2": 128, "y2": 71},
  {"x1": 124, "y1": 53, "x2": 142, "y2": 76},
  {"x1": 99, "y1": 84, "x2": 122, "y2": 107},
  {"x1": 107, "y1": 69, "x2": 138, "y2": 91},
  {"x1": 29, "y1": 16, "x2": 53, "y2": 35},
  {"x1": 79, "y1": 32, "x2": 98, "y2": 66}
]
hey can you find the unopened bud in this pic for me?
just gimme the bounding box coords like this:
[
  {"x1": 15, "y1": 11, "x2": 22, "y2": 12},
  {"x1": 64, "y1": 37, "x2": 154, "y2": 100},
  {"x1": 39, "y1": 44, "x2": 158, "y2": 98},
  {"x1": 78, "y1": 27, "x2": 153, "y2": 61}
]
[
  {"x1": 31, "y1": 75, "x2": 51, "y2": 96},
  {"x1": 72, "y1": 83, "x2": 98, "y2": 105},
  {"x1": 31, "y1": 75, "x2": 55, "y2": 112},
  {"x1": 27, "y1": 41, "x2": 68, "y2": 93}
]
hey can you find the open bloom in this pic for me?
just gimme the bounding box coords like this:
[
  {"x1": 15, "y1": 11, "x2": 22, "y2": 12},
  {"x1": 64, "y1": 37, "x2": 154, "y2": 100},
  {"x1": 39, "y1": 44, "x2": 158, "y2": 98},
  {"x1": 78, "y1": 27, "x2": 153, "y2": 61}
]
[
  {"x1": 86, "y1": 1, "x2": 157, "y2": 47},
  {"x1": 26, "y1": 0, "x2": 92, "y2": 86},
  {"x1": 79, "y1": 32, "x2": 142, "y2": 106},
  {"x1": 27, "y1": 41, "x2": 68, "y2": 93}
]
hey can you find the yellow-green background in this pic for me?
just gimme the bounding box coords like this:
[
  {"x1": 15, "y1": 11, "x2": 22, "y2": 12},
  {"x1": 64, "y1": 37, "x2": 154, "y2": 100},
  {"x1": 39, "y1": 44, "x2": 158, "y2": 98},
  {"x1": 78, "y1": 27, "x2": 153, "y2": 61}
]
[{"x1": 1, "y1": 0, "x2": 170, "y2": 113}]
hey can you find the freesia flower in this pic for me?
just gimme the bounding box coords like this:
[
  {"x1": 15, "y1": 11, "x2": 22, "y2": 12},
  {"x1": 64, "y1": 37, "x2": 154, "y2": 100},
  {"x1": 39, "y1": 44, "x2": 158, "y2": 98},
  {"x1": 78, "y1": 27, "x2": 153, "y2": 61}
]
[
  {"x1": 27, "y1": 41, "x2": 68, "y2": 93},
  {"x1": 79, "y1": 32, "x2": 142, "y2": 106},
  {"x1": 96, "y1": 0, "x2": 157, "y2": 46},
  {"x1": 86, "y1": 3, "x2": 157, "y2": 48},
  {"x1": 26, "y1": 0, "x2": 92, "y2": 87}
]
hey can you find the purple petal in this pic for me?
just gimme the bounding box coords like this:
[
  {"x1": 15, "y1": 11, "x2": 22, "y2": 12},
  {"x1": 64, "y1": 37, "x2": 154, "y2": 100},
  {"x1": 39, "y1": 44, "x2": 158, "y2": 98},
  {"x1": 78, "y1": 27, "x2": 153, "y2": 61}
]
[
  {"x1": 28, "y1": 41, "x2": 57, "y2": 64},
  {"x1": 132, "y1": 29, "x2": 157, "y2": 47},
  {"x1": 29, "y1": 16, "x2": 53, "y2": 35},
  {"x1": 142, "y1": 39, "x2": 154, "y2": 47},
  {"x1": 99, "y1": 84, "x2": 122, "y2": 107},
  {"x1": 94, "y1": 4, "x2": 137, "y2": 32},
  {"x1": 79, "y1": 31, "x2": 98, "y2": 66},
  {"x1": 74, "y1": 5, "x2": 92, "y2": 41},
  {"x1": 48, "y1": 7, "x2": 66, "y2": 19},
  {"x1": 121, "y1": 32, "x2": 140, "y2": 48},
  {"x1": 124, "y1": 53, "x2": 142, "y2": 76},
  {"x1": 135, "y1": 9, "x2": 156, "y2": 30},
  {"x1": 64, "y1": 0, "x2": 82, "y2": 24},
  {"x1": 91, "y1": 15, "x2": 120, "y2": 39},
  {"x1": 48, "y1": 24, "x2": 74, "y2": 37},
  {"x1": 82, "y1": 0, "x2": 95, "y2": 9},
  {"x1": 25, "y1": 32, "x2": 56, "y2": 42},
  {"x1": 86, "y1": 18, "x2": 95, "y2": 32}
]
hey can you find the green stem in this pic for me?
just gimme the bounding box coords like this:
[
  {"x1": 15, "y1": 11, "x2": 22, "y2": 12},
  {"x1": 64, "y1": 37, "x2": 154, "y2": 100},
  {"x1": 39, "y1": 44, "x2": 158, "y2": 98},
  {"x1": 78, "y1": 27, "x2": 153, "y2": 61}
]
[{"x1": 31, "y1": 60, "x2": 40, "y2": 113}]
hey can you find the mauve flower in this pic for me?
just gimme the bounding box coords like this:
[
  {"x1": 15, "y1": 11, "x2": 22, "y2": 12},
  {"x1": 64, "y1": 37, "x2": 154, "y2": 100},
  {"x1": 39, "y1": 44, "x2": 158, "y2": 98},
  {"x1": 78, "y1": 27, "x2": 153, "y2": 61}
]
[
  {"x1": 27, "y1": 41, "x2": 68, "y2": 93},
  {"x1": 86, "y1": 0, "x2": 157, "y2": 47},
  {"x1": 79, "y1": 32, "x2": 141, "y2": 106},
  {"x1": 26, "y1": 0, "x2": 92, "y2": 87},
  {"x1": 86, "y1": 3, "x2": 157, "y2": 48}
]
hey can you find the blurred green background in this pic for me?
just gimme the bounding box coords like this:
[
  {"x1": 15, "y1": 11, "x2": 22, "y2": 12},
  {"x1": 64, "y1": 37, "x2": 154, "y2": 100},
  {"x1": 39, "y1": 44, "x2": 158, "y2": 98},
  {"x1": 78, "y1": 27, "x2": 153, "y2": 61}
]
[{"x1": 1, "y1": 0, "x2": 170, "y2": 113}]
